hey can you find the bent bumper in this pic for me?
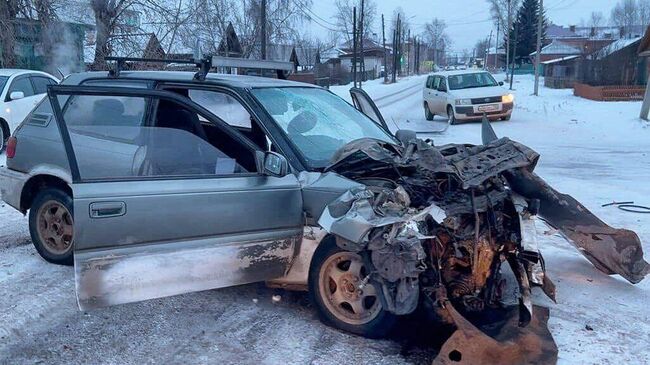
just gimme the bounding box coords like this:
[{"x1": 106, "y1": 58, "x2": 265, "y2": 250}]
[{"x1": 0, "y1": 167, "x2": 27, "y2": 211}]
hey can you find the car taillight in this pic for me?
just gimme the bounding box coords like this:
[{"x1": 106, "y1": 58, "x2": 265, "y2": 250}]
[{"x1": 6, "y1": 136, "x2": 17, "y2": 158}]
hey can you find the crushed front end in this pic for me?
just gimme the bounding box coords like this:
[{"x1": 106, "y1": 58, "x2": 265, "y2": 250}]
[{"x1": 318, "y1": 135, "x2": 648, "y2": 364}]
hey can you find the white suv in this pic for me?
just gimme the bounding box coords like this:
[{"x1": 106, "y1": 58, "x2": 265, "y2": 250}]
[
  {"x1": 0, "y1": 69, "x2": 59, "y2": 151},
  {"x1": 423, "y1": 70, "x2": 514, "y2": 125}
]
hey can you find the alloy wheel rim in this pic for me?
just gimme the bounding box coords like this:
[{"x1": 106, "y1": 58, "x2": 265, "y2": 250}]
[
  {"x1": 319, "y1": 251, "x2": 381, "y2": 325},
  {"x1": 0, "y1": 128, "x2": 4, "y2": 151},
  {"x1": 36, "y1": 201, "x2": 74, "y2": 255}
]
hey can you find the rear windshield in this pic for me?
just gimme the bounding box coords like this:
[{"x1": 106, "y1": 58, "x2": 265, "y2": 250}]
[{"x1": 0, "y1": 76, "x2": 8, "y2": 92}]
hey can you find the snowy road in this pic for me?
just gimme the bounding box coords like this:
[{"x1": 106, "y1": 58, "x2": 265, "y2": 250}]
[{"x1": 1, "y1": 75, "x2": 649, "y2": 364}]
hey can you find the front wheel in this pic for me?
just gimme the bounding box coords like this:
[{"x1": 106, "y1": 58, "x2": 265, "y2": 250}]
[
  {"x1": 29, "y1": 188, "x2": 74, "y2": 266},
  {"x1": 447, "y1": 106, "x2": 458, "y2": 125},
  {"x1": 424, "y1": 102, "x2": 434, "y2": 121},
  {"x1": 501, "y1": 114, "x2": 512, "y2": 121},
  {"x1": 309, "y1": 237, "x2": 396, "y2": 338}
]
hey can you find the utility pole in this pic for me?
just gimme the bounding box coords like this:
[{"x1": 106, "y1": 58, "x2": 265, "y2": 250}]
[
  {"x1": 352, "y1": 6, "x2": 357, "y2": 88},
  {"x1": 359, "y1": 0, "x2": 365, "y2": 87},
  {"x1": 260, "y1": 0, "x2": 267, "y2": 59},
  {"x1": 495, "y1": 20, "x2": 500, "y2": 70},
  {"x1": 406, "y1": 29, "x2": 411, "y2": 76},
  {"x1": 510, "y1": 22, "x2": 518, "y2": 90},
  {"x1": 382, "y1": 14, "x2": 388, "y2": 83},
  {"x1": 392, "y1": 14, "x2": 400, "y2": 83},
  {"x1": 485, "y1": 29, "x2": 493, "y2": 70},
  {"x1": 533, "y1": 0, "x2": 544, "y2": 96},
  {"x1": 505, "y1": 0, "x2": 512, "y2": 81}
]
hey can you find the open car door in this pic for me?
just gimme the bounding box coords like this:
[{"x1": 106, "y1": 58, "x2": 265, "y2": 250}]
[
  {"x1": 349, "y1": 87, "x2": 391, "y2": 134},
  {"x1": 48, "y1": 85, "x2": 304, "y2": 310}
]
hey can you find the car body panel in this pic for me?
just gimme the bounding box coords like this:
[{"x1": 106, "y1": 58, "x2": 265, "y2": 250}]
[{"x1": 46, "y1": 85, "x2": 306, "y2": 309}]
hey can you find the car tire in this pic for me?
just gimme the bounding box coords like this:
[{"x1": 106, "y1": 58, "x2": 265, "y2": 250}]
[
  {"x1": 447, "y1": 106, "x2": 458, "y2": 125},
  {"x1": 424, "y1": 103, "x2": 434, "y2": 121},
  {"x1": 0, "y1": 120, "x2": 7, "y2": 153},
  {"x1": 29, "y1": 188, "x2": 74, "y2": 266},
  {"x1": 308, "y1": 236, "x2": 396, "y2": 338},
  {"x1": 501, "y1": 115, "x2": 512, "y2": 121}
]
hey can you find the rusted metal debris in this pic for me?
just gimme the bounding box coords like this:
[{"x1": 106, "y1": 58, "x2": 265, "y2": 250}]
[{"x1": 318, "y1": 123, "x2": 647, "y2": 364}]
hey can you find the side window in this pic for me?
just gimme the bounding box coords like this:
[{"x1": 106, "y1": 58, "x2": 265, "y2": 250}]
[
  {"x1": 64, "y1": 95, "x2": 146, "y2": 128},
  {"x1": 432, "y1": 77, "x2": 441, "y2": 91},
  {"x1": 6, "y1": 77, "x2": 35, "y2": 100},
  {"x1": 426, "y1": 76, "x2": 434, "y2": 89},
  {"x1": 31, "y1": 76, "x2": 56, "y2": 94},
  {"x1": 61, "y1": 95, "x2": 254, "y2": 181},
  {"x1": 439, "y1": 77, "x2": 447, "y2": 91},
  {"x1": 188, "y1": 90, "x2": 251, "y2": 129}
]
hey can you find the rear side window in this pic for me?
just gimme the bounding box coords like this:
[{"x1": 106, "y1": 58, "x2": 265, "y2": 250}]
[
  {"x1": 426, "y1": 76, "x2": 434, "y2": 89},
  {"x1": 6, "y1": 77, "x2": 35, "y2": 100},
  {"x1": 64, "y1": 95, "x2": 146, "y2": 128},
  {"x1": 432, "y1": 77, "x2": 441, "y2": 90},
  {"x1": 31, "y1": 76, "x2": 56, "y2": 94}
]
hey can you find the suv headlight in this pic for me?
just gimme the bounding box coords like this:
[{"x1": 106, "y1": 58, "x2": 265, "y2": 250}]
[
  {"x1": 455, "y1": 99, "x2": 472, "y2": 106},
  {"x1": 502, "y1": 94, "x2": 514, "y2": 103}
]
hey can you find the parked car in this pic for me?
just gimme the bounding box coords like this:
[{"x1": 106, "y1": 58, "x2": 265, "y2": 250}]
[
  {"x1": 0, "y1": 69, "x2": 59, "y2": 151},
  {"x1": 423, "y1": 70, "x2": 513, "y2": 125},
  {"x1": 0, "y1": 67, "x2": 646, "y2": 362}
]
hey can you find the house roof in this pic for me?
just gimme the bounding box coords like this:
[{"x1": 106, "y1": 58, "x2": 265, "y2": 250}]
[
  {"x1": 340, "y1": 38, "x2": 390, "y2": 51},
  {"x1": 488, "y1": 47, "x2": 506, "y2": 55},
  {"x1": 591, "y1": 37, "x2": 642, "y2": 59},
  {"x1": 530, "y1": 40, "x2": 582, "y2": 56},
  {"x1": 546, "y1": 24, "x2": 580, "y2": 39},
  {"x1": 541, "y1": 55, "x2": 580, "y2": 65}
]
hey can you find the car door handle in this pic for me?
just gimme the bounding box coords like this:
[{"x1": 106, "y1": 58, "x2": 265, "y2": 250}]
[{"x1": 89, "y1": 202, "x2": 126, "y2": 218}]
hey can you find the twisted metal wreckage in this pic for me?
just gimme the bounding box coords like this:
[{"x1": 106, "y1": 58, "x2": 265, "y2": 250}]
[{"x1": 317, "y1": 120, "x2": 649, "y2": 365}]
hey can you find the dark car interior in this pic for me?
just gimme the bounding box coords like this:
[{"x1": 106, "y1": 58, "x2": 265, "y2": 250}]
[{"x1": 148, "y1": 88, "x2": 262, "y2": 174}]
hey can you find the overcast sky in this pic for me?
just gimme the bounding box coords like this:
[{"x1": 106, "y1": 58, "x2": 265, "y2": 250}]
[{"x1": 307, "y1": 0, "x2": 618, "y2": 52}]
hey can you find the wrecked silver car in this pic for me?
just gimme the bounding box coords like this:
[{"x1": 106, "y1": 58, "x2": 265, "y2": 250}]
[{"x1": 2, "y1": 66, "x2": 647, "y2": 365}]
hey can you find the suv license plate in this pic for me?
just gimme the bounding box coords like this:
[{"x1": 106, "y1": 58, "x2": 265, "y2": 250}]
[{"x1": 478, "y1": 104, "x2": 499, "y2": 112}]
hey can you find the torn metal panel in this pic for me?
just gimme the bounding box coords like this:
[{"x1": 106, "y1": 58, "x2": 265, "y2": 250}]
[
  {"x1": 507, "y1": 168, "x2": 650, "y2": 284},
  {"x1": 75, "y1": 231, "x2": 300, "y2": 310},
  {"x1": 298, "y1": 171, "x2": 364, "y2": 222},
  {"x1": 432, "y1": 304, "x2": 558, "y2": 365}
]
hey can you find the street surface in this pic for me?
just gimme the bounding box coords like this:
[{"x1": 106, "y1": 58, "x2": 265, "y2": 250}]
[{"x1": 1, "y1": 75, "x2": 649, "y2": 364}]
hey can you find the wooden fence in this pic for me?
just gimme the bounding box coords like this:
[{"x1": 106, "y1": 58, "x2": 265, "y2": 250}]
[{"x1": 574, "y1": 83, "x2": 646, "y2": 101}]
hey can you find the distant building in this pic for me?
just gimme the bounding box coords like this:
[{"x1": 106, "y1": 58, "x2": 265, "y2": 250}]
[
  {"x1": 0, "y1": 19, "x2": 89, "y2": 73},
  {"x1": 338, "y1": 38, "x2": 392, "y2": 80}
]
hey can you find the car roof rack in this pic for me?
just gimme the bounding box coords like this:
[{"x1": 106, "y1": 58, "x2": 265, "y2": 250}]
[{"x1": 105, "y1": 57, "x2": 212, "y2": 81}]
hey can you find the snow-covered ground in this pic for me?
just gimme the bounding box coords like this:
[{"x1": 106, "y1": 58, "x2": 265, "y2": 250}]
[{"x1": 1, "y1": 74, "x2": 649, "y2": 364}]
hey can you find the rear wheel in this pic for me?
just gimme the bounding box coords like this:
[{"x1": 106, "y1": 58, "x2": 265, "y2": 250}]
[
  {"x1": 309, "y1": 237, "x2": 396, "y2": 338},
  {"x1": 447, "y1": 105, "x2": 458, "y2": 125},
  {"x1": 0, "y1": 120, "x2": 6, "y2": 152},
  {"x1": 424, "y1": 102, "x2": 434, "y2": 121},
  {"x1": 29, "y1": 188, "x2": 74, "y2": 266}
]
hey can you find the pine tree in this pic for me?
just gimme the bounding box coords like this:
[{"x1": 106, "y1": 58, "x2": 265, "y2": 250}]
[{"x1": 505, "y1": 0, "x2": 546, "y2": 65}]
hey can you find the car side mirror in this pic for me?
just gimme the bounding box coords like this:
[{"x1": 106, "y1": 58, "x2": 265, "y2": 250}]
[
  {"x1": 260, "y1": 151, "x2": 289, "y2": 177},
  {"x1": 9, "y1": 91, "x2": 24, "y2": 101},
  {"x1": 499, "y1": 81, "x2": 504, "y2": 86}
]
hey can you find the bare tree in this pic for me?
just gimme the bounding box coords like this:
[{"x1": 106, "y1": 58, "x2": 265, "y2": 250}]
[
  {"x1": 423, "y1": 18, "x2": 450, "y2": 65},
  {"x1": 638, "y1": 0, "x2": 650, "y2": 28},
  {"x1": 0, "y1": 1, "x2": 21, "y2": 67},
  {"x1": 333, "y1": 0, "x2": 377, "y2": 44},
  {"x1": 611, "y1": 0, "x2": 639, "y2": 37},
  {"x1": 588, "y1": 11, "x2": 605, "y2": 28}
]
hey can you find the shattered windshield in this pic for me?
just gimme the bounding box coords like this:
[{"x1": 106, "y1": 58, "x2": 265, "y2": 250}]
[
  {"x1": 251, "y1": 87, "x2": 396, "y2": 168},
  {"x1": 448, "y1": 72, "x2": 498, "y2": 90}
]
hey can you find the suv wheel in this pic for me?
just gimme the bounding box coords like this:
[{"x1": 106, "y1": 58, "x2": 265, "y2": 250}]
[
  {"x1": 424, "y1": 103, "x2": 434, "y2": 121},
  {"x1": 0, "y1": 121, "x2": 6, "y2": 152},
  {"x1": 447, "y1": 106, "x2": 458, "y2": 125},
  {"x1": 308, "y1": 237, "x2": 396, "y2": 338},
  {"x1": 29, "y1": 188, "x2": 74, "y2": 266}
]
